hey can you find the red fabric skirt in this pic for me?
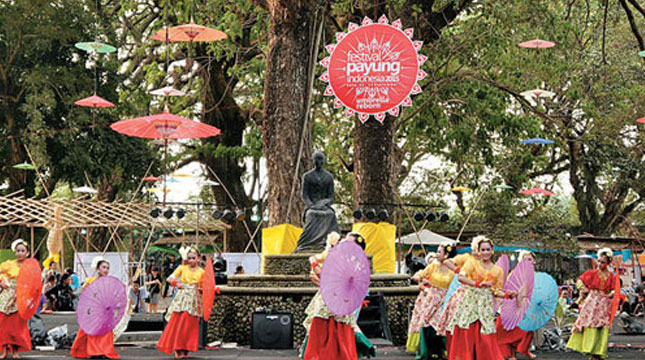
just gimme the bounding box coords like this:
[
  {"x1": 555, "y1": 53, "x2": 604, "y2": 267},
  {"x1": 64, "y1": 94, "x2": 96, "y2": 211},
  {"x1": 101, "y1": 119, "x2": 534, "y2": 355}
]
[
  {"x1": 156, "y1": 311, "x2": 199, "y2": 354},
  {"x1": 495, "y1": 317, "x2": 533, "y2": 358},
  {"x1": 449, "y1": 321, "x2": 503, "y2": 360},
  {"x1": 70, "y1": 329, "x2": 120, "y2": 359},
  {"x1": 0, "y1": 312, "x2": 31, "y2": 353},
  {"x1": 303, "y1": 317, "x2": 357, "y2": 360}
]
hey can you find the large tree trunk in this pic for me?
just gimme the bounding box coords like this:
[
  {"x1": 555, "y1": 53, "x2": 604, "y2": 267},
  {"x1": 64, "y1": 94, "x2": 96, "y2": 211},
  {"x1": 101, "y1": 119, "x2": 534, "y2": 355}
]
[{"x1": 262, "y1": 0, "x2": 317, "y2": 226}]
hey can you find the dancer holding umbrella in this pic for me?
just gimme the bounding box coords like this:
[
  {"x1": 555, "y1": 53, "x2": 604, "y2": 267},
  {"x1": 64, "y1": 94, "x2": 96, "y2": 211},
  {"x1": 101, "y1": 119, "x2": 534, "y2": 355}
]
[
  {"x1": 157, "y1": 246, "x2": 205, "y2": 358},
  {"x1": 408, "y1": 242, "x2": 457, "y2": 359},
  {"x1": 496, "y1": 250, "x2": 537, "y2": 360},
  {"x1": 71, "y1": 257, "x2": 126, "y2": 359},
  {"x1": 0, "y1": 239, "x2": 40, "y2": 359},
  {"x1": 566, "y1": 248, "x2": 617, "y2": 359},
  {"x1": 446, "y1": 237, "x2": 515, "y2": 360}
]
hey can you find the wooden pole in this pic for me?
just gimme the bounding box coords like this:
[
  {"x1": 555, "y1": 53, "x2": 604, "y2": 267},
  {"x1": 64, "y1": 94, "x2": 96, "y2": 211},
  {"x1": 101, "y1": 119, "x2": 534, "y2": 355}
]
[{"x1": 30, "y1": 226, "x2": 34, "y2": 258}]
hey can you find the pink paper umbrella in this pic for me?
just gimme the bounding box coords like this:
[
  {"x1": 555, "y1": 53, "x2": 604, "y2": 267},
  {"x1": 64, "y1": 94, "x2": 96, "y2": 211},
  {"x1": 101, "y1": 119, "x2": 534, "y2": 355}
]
[
  {"x1": 519, "y1": 38, "x2": 556, "y2": 49},
  {"x1": 496, "y1": 254, "x2": 510, "y2": 284},
  {"x1": 636, "y1": 117, "x2": 645, "y2": 124},
  {"x1": 520, "y1": 187, "x2": 554, "y2": 196},
  {"x1": 320, "y1": 241, "x2": 371, "y2": 317},
  {"x1": 501, "y1": 260, "x2": 535, "y2": 330},
  {"x1": 77, "y1": 276, "x2": 127, "y2": 336},
  {"x1": 74, "y1": 94, "x2": 115, "y2": 108}
]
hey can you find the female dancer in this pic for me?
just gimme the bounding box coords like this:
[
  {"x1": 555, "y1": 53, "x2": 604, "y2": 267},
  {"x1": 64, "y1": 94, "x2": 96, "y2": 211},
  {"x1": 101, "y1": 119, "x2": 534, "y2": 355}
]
[
  {"x1": 411, "y1": 242, "x2": 457, "y2": 360},
  {"x1": 495, "y1": 250, "x2": 537, "y2": 360},
  {"x1": 302, "y1": 232, "x2": 374, "y2": 359},
  {"x1": 70, "y1": 257, "x2": 120, "y2": 359},
  {"x1": 0, "y1": 239, "x2": 32, "y2": 359},
  {"x1": 566, "y1": 248, "x2": 616, "y2": 359},
  {"x1": 406, "y1": 252, "x2": 436, "y2": 353},
  {"x1": 157, "y1": 246, "x2": 204, "y2": 359},
  {"x1": 447, "y1": 237, "x2": 513, "y2": 360}
]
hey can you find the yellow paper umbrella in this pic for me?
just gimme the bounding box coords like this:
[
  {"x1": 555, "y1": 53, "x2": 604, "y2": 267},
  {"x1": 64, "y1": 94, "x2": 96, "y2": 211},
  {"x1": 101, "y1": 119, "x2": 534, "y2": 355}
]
[{"x1": 451, "y1": 186, "x2": 471, "y2": 192}]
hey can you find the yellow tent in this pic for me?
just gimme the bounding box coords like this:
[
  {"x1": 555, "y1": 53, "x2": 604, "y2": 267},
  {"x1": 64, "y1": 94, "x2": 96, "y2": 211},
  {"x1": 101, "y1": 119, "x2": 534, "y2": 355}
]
[{"x1": 352, "y1": 222, "x2": 396, "y2": 274}]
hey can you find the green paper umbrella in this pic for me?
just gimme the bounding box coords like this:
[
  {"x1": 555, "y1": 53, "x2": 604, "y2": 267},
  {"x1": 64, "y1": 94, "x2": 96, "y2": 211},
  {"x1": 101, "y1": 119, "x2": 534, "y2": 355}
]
[
  {"x1": 638, "y1": 50, "x2": 645, "y2": 58},
  {"x1": 12, "y1": 162, "x2": 36, "y2": 170},
  {"x1": 493, "y1": 184, "x2": 513, "y2": 190},
  {"x1": 146, "y1": 245, "x2": 180, "y2": 257},
  {"x1": 75, "y1": 41, "x2": 117, "y2": 54}
]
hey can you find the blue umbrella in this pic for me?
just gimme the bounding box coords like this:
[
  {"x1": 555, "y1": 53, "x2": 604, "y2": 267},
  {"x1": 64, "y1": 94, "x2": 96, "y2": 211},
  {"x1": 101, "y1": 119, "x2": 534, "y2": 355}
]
[
  {"x1": 521, "y1": 137, "x2": 555, "y2": 145},
  {"x1": 442, "y1": 275, "x2": 461, "y2": 310},
  {"x1": 518, "y1": 272, "x2": 558, "y2": 331}
]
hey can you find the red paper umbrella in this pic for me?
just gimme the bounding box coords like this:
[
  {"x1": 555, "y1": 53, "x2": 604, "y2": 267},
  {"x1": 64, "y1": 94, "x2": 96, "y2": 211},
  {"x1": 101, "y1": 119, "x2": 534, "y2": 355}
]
[
  {"x1": 150, "y1": 20, "x2": 227, "y2": 43},
  {"x1": 202, "y1": 257, "x2": 216, "y2": 321},
  {"x1": 501, "y1": 259, "x2": 535, "y2": 330},
  {"x1": 520, "y1": 187, "x2": 554, "y2": 196},
  {"x1": 636, "y1": 117, "x2": 645, "y2": 124},
  {"x1": 609, "y1": 271, "x2": 621, "y2": 324},
  {"x1": 519, "y1": 38, "x2": 556, "y2": 49},
  {"x1": 75, "y1": 94, "x2": 115, "y2": 108},
  {"x1": 16, "y1": 258, "x2": 44, "y2": 320},
  {"x1": 110, "y1": 110, "x2": 220, "y2": 140},
  {"x1": 142, "y1": 176, "x2": 162, "y2": 182}
]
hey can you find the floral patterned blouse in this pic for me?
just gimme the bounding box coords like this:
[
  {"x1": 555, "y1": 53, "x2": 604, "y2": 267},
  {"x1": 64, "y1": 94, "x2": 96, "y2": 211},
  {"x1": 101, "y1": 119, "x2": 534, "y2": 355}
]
[
  {"x1": 419, "y1": 261, "x2": 454, "y2": 290},
  {"x1": 0, "y1": 260, "x2": 20, "y2": 314}
]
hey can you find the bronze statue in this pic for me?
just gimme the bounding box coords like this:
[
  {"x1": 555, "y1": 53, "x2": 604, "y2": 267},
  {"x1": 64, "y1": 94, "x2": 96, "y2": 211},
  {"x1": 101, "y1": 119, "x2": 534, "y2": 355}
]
[{"x1": 294, "y1": 152, "x2": 340, "y2": 252}]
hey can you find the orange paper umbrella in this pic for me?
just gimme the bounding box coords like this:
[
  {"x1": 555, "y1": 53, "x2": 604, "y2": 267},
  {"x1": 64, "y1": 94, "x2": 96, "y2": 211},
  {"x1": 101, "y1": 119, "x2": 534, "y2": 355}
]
[
  {"x1": 519, "y1": 38, "x2": 556, "y2": 49},
  {"x1": 609, "y1": 271, "x2": 621, "y2": 324},
  {"x1": 142, "y1": 176, "x2": 162, "y2": 182},
  {"x1": 16, "y1": 258, "x2": 43, "y2": 320},
  {"x1": 75, "y1": 94, "x2": 115, "y2": 108},
  {"x1": 202, "y1": 257, "x2": 216, "y2": 321},
  {"x1": 150, "y1": 20, "x2": 227, "y2": 43},
  {"x1": 636, "y1": 117, "x2": 645, "y2": 124}
]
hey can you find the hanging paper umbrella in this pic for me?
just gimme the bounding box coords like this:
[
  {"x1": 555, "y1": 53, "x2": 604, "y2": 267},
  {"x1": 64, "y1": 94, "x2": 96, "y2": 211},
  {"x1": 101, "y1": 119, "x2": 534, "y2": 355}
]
[
  {"x1": 75, "y1": 41, "x2": 117, "y2": 54},
  {"x1": 16, "y1": 258, "x2": 43, "y2": 320},
  {"x1": 609, "y1": 271, "x2": 622, "y2": 324},
  {"x1": 149, "y1": 86, "x2": 186, "y2": 97},
  {"x1": 12, "y1": 162, "x2": 37, "y2": 170},
  {"x1": 202, "y1": 257, "x2": 216, "y2": 321},
  {"x1": 496, "y1": 254, "x2": 510, "y2": 283},
  {"x1": 110, "y1": 110, "x2": 220, "y2": 140},
  {"x1": 520, "y1": 89, "x2": 555, "y2": 99},
  {"x1": 142, "y1": 176, "x2": 162, "y2": 182},
  {"x1": 638, "y1": 50, "x2": 645, "y2": 57},
  {"x1": 518, "y1": 272, "x2": 558, "y2": 331},
  {"x1": 72, "y1": 186, "x2": 98, "y2": 194},
  {"x1": 147, "y1": 245, "x2": 180, "y2": 257},
  {"x1": 77, "y1": 276, "x2": 127, "y2": 336},
  {"x1": 442, "y1": 274, "x2": 461, "y2": 311},
  {"x1": 501, "y1": 260, "x2": 535, "y2": 330},
  {"x1": 518, "y1": 39, "x2": 556, "y2": 49},
  {"x1": 320, "y1": 241, "x2": 371, "y2": 316},
  {"x1": 146, "y1": 187, "x2": 172, "y2": 193},
  {"x1": 451, "y1": 186, "x2": 471, "y2": 192},
  {"x1": 171, "y1": 173, "x2": 192, "y2": 178},
  {"x1": 150, "y1": 20, "x2": 228, "y2": 43},
  {"x1": 521, "y1": 137, "x2": 555, "y2": 145},
  {"x1": 636, "y1": 117, "x2": 645, "y2": 124},
  {"x1": 493, "y1": 184, "x2": 513, "y2": 190},
  {"x1": 199, "y1": 179, "x2": 220, "y2": 186},
  {"x1": 520, "y1": 187, "x2": 554, "y2": 196},
  {"x1": 74, "y1": 94, "x2": 115, "y2": 108}
]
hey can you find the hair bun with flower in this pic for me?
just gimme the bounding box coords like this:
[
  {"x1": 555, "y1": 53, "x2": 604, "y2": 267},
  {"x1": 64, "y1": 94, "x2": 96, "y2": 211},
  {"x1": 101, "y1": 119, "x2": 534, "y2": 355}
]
[
  {"x1": 518, "y1": 250, "x2": 533, "y2": 262},
  {"x1": 179, "y1": 245, "x2": 199, "y2": 260},
  {"x1": 325, "y1": 232, "x2": 340, "y2": 250},
  {"x1": 11, "y1": 239, "x2": 28, "y2": 252},
  {"x1": 597, "y1": 247, "x2": 613, "y2": 259},
  {"x1": 471, "y1": 235, "x2": 489, "y2": 251},
  {"x1": 91, "y1": 256, "x2": 109, "y2": 270},
  {"x1": 425, "y1": 252, "x2": 437, "y2": 264},
  {"x1": 440, "y1": 241, "x2": 454, "y2": 254}
]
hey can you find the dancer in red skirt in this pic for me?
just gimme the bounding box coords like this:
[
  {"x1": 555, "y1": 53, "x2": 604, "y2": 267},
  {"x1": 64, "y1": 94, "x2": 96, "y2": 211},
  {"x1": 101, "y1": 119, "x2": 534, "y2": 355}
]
[
  {"x1": 157, "y1": 246, "x2": 204, "y2": 359},
  {"x1": 0, "y1": 239, "x2": 33, "y2": 359},
  {"x1": 446, "y1": 237, "x2": 515, "y2": 360},
  {"x1": 71, "y1": 257, "x2": 120, "y2": 359},
  {"x1": 495, "y1": 250, "x2": 537, "y2": 360}
]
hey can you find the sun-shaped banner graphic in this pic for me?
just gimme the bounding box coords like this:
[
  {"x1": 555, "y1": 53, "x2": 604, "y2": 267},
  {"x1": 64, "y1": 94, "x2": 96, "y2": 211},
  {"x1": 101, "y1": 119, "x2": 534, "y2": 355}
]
[{"x1": 319, "y1": 15, "x2": 426, "y2": 123}]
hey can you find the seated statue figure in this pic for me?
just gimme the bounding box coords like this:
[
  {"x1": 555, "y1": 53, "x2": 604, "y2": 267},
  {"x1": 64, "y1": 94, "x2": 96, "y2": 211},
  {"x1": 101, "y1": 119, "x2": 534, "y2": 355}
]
[{"x1": 294, "y1": 152, "x2": 340, "y2": 252}]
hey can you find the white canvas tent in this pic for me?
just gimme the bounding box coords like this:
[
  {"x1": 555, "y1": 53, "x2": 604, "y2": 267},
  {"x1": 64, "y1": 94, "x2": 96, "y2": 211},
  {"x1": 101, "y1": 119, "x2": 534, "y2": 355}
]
[{"x1": 398, "y1": 229, "x2": 455, "y2": 246}]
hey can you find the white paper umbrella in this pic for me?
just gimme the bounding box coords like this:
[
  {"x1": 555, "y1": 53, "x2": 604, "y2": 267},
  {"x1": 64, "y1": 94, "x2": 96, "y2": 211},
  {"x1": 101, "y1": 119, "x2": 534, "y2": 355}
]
[
  {"x1": 72, "y1": 186, "x2": 98, "y2": 194},
  {"x1": 199, "y1": 180, "x2": 220, "y2": 186},
  {"x1": 520, "y1": 89, "x2": 555, "y2": 99},
  {"x1": 149, "y1": 86, "x2": 186, "y2": 97}
]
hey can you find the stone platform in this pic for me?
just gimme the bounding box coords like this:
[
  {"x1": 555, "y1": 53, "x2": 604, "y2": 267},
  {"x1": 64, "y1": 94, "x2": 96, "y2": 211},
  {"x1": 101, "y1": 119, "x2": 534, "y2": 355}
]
[{"x1": 208, "y1": 253, "x2": 419, "y2": 347}]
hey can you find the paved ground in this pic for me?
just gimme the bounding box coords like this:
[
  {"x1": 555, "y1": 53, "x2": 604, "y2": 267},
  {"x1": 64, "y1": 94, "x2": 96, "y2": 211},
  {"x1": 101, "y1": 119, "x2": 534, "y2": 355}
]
[{"x1": 14, "y1": 346, "x2": 645, "y2": 359}]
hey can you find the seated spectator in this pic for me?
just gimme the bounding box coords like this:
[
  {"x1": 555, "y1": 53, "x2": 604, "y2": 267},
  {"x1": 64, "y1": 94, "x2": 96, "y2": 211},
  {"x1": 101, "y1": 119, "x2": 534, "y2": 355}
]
[
  {"x1": 45, "y1": 273, "x2": 75, "y2": 311},
  {"x1": 633, "y1": 293, "x2": 645, "y2": 317},
  {"x1": 234, "y1": 265, "x2": 245, "y2": 275},
  {"x1": 129, "y1": 280, "x2": 148, "y2": 313},
  {"x1": 42, "y1": 275, "x2": 57, "y2": 313},
  {"x1": 42, "y1": 261, "x2": 60, "y2": 283}
]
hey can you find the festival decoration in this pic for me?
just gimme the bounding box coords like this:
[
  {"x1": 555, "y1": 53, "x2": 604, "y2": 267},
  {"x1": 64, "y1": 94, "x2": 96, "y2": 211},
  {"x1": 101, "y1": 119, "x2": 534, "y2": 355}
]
[
  {"x1": 149, "y1": 86, "x2": 186, "y2": 97},
  {"x1": 501, "y1": 260, "x2": 535, "y2": 330},
  {"x1": 518, "y1": 39, "x2": 556, "y2": 49},
  {"x1": 319, "y1": 15, "x2": 425, "y2": 123},
  {"x1": 496, "y1": 254, "x2": 510, "y2": 284},
  {"x1": 521, "y1": 137, "x2": 555, "y2": 145},
  {"x1": 77, "y1": 276, "x2": 127, "y2": 336},
  {"x1": 150, "y1": 19, "x2": 227, "y2": 43},
  {"x1": 518, "y1": 272, "x2": 558, "y2": 331},
  {"x1": 72, "y1": 186, "x2": 98, "y2": 194},
  {"x1": 451, "y1": 186, "x2": 471, "y2": 192},
  {"x1": 12, "y1": 162, "x2": 37, "y2": 170},
  {"x1": 202, "y1": 257, "x2": 216, "y2": 321},
  {"x1": 16, "y1": 258, "x2": 43, "y2": 320},
  {"x1": 320, "y1": 241, "x2": 371, "y2": 316},
  {"x1": 520, "y1": 89, "x2": 555, "y2": 99},
  {"x1": 520, "y1": 187, "x2": 555, "y2": 196},
  {"x1": 74, "y1": 94, "x2": 115, "y2": 108},
  {"x1": 74, "y1": 41, "x2": 117, "y2": 54}
]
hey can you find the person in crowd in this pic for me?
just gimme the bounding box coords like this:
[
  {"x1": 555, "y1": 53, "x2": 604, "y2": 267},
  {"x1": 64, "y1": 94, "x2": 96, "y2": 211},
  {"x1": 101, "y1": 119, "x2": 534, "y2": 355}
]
[
  {"x1": 65, "y1": 268, "x2": 81, "y2": 307},
  {"x1": 632, "y1": 293, "x2": 645, "y2": 317},
  {"x1": 157, "y1": 246, "x2": 205, "y2": 358},
  {"x1": 446, "y1": 237, "x2": 515, "y2": 360},
  {"x1": 234, "y1": 265, "x2": 245, "y2": 275},
  {"x1": 495, "y1": 250, "x2": 537, "y2": 360},
  {"x1": 70, "y1": 257, "x2": 120, "y2": 359},
  {"x1": 407, "y1": 242, "x2": 457, "y2": 359},
  {"x1": 42, "y1": 261, "x2": 60, "y2": 283},
  {"x1": 145, "y1": 267, "x2": 162, "y2": 313},
  {"x1": 128, "y1": 280, "x2": 147, "y2": 313},
  {"x1": 566, "y1": 248, "x2": 617, "y2": 359},
  {"x1": 302, "y1": 232, "x2": 375, "y2": 360},
  {"x1": 162, "y1": 254, "x2": 179, "y2": 298},
  {"x1": 45, "y1": 273, "x2": 76, "y2": 311},
  {"x1": 41, "y1": 275, "x2": 57, "y2": 313},
  {"x1": 0, "y1": 239, "x2": 34, "y2": 358}
]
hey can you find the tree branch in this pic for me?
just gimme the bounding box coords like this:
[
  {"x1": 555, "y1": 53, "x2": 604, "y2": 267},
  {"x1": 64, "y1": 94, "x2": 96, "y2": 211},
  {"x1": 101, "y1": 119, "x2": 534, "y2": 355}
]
[{"x1": 619, "y1": 0, "x2": 645, "y2": 50}]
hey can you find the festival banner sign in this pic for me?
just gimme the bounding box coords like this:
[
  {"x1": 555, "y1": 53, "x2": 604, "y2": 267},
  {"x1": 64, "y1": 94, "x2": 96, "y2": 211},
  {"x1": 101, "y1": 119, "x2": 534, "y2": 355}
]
[{"x1": 320, "y1": 15, "x2": 426, "y2": 123}]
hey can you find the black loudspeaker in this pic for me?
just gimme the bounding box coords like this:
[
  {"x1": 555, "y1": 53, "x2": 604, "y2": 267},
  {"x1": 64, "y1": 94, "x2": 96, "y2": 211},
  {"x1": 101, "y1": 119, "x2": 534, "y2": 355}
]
[{"x1": 251, "y1": 310, "x2": 293, "y2": 349}]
